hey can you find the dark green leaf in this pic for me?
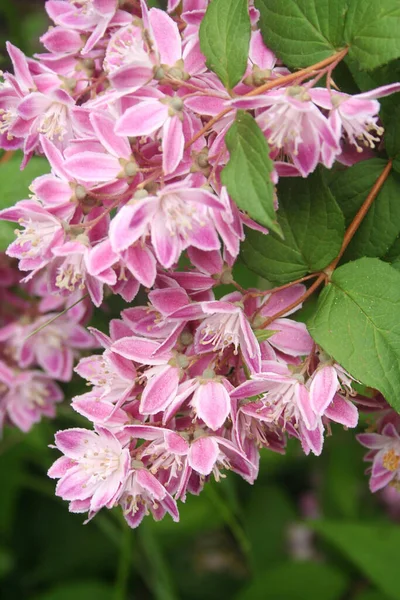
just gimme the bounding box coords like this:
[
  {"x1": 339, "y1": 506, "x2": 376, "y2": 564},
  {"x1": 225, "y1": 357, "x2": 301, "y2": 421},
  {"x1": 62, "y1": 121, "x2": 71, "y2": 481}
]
[
  {"x1": 385, "y1": 105, "x2": 400, "y2": 160},
  {"x1": 222, "y1": 111, "x2": 279, "y2": 233},
  {"x1": 308, "y1": 257, "x2": 400, "y2": 412},
  {"x1": 236, "y1": 560, "x2": 349, "y2": 600},
  {"x1": 255, "y1": 0, "x2": 347, "y2": 69},
  {"x1": 240, "y1": 170, "x2": 344, "y2": 284},
  {"x1": 345, "y1": 0, "x2": 400, "y2": 70},
  {"x1": 32, "y1": 581, "x2": 114, "y2": 600},
  {"x1": 329, "y1": 159, "x2": 400, "y2": 261},
  {"x1": 313, "y1": 521, "x2": 400, "y2": 600},
  {"x1": 199, "y1": 0, "x2": 251, "y2": 89}
]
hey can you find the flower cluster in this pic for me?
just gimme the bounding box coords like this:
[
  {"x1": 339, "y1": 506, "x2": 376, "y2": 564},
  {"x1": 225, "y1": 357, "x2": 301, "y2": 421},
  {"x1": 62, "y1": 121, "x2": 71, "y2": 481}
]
[
  {"x1": 0, "y1": 255, "x2": 94, "y2": 432},
  {"x1": 48, "y1": 281, "x2": 359, "y2": 526},
  {"x1": 0, "y1": 0, "x2": 399, "y2": 527}
]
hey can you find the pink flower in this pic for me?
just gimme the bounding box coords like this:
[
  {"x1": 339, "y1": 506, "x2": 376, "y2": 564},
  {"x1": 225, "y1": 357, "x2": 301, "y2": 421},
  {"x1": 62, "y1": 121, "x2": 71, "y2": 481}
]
[
  {"x1": 232, "y1": 87, "x2": 340, "y2": 176},
  {"x1": 311, "y1": 83, "x2": 400, "y2": 154},
  {"x1": 0, "y1": 361, "x2": 63, "y2": 433},
  {"x1": 109, "y1": 180, "x2": 224, "y2": 267},
  {"x1": 358, "y1": 422, "x2": 400, "y2": 493},
  {"x1": 119, "y1": 468, "x2": 179, "y2": 528},
  {"x1": 48, "y1": 426, "x2": 131, "y2": 516}
]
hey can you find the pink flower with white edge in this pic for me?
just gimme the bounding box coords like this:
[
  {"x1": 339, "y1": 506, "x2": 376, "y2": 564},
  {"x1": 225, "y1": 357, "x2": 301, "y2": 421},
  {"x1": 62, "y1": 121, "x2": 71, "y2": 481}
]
[
  {"x1": 169, "y1": 291, "x2": 262, "y2": 373},
  {"x1": 114, "y1": 90, "x2": 186, "y2": 174},
  {"x1": 48, "y1": 426, "x2": 131, "y2": 517},
  {"x1": 50, "y1": 234, "x2": 117, "y2": 306},
  {"x1": 358, "y1": 422, "x2": 400, "y2": 493},
  {"x1": 75, "y1": 348, "x2": 137, "y2": 405},
  {"x1": 45, "y1": 0, "x2": 131, "y2": 55},
  {"x1": 0, "y1": 200, "x2": 64, "y2": 275},
  {"x1": 231, "y1": 362, "x2": 357, "y2": 456},
  {"x1": 109, "y1": 180, "x2": 224, "y2": 267},
  {"x1": 232, "y1": 86, "x2": 340, "y2": 176},
  {"x1": 0, "y1": 361, "x2": 63, "y2": 433},
  {"x1": 119, "y1": 468, "x2": 179, "y2": 528},
  {"x1": 311, "y1": 83, "x2": 400, "y2": 154}
]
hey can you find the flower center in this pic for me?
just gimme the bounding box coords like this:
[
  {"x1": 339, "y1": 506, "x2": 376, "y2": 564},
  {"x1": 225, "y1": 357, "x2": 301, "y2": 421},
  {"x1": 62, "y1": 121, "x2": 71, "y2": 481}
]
[
  {"x1": 383, "y1": 448, "x2": 400, "y2": 472},
  {"x1": 199, "y1": 312, "x2": 241, "y2": 354}
]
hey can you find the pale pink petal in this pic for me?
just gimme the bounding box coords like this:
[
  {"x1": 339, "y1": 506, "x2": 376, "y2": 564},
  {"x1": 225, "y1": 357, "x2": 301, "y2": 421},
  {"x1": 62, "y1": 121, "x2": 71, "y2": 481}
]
[
  {"x1": 295, "y1": 384, "x2": 316, "y2": 430},
  {"x1": 325, "y1": 393, "x2": 358, "y2": 428},
  {"x1": 90, "y1": 112, "x2": 131, "y2": 159},
  {"x1": 124, "y1": 244, "x2": 156, "y2": 288},
  {"x1": 149, "y1": 8, "x2": 181, "y2": 65},
  {"x1": 162, "y1": 116, "x2": 184, "y2": 174},
  {"x1": 192, "y1": 380, "x2": 230, "y2": 430},
  {"x1": 188, "y1": 437, "x2": 219, "y2": 475},
  {"x1": 268, "y1": 319, "x2": 314, "y2": 356},
  {"x1": 310, "y1": 366, "x2": 338, "y2": 415},
  {"x1": 112, "y1": 336, "x2": 171, "y2": 364},
  {"x1": 140, "y1": 366, "x2": 180, "y2": 414},
  {"x1": 115, "y1": 100, "x2": 168, "y2": 136},
  {"x1": 64, "y1": 151, "x2": 122, "y2": 182},
  {"x1": 109, "y1": 197, "x2": 157, "y2": 253}
]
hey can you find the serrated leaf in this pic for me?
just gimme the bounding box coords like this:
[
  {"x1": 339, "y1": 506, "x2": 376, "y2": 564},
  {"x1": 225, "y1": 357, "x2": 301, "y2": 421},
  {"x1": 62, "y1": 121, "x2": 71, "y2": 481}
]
[
  {"x1": 0, "y1": 154, "x2": 49, "y2": 251},
  {"x1": 255, "y1": 0, "x2": 347, "y2": 69},
  {"x1": 308, "y1": 257, "x2": 400, "y2": 412},
  {"x1": 313, "y1": 521, "x2": 400, "y2": 600},
  {"x1": 199, "y1": 0, "x2": 250, "y2": 89},
  {"x1": 221, "y1": 111, "x2": 279, "y2": 233},
  {"x1": 345, "y1": 0, "x2": 400, "y2": 71},
  {"x1": 329, "y1": 159, "x2": 400, "y2": 261},
  {"x1": 240, "y1": 170, "x2": 345, "y2": 284},
  {"x1": 235, "y1": 560, "x2": 348, "y2": 600}
]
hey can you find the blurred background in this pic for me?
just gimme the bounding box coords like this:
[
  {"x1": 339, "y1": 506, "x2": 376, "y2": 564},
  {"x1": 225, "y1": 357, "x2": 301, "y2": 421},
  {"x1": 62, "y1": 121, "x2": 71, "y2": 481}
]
[{"x1": 1, "y1": 2, "x2": 400, "y2": 599}]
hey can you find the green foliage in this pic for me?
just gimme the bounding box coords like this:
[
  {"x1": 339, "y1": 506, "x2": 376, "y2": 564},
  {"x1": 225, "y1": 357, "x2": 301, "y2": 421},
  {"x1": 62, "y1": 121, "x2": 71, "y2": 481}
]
[
  {"x1": 240, "y1": 170, "x2": 344, "y2": 284},
  {"x1": 222, "y1": 111, "x2": 280, "y2": 234},
  {"x1": 313, "y1": 522, "x2": 400, "y2": 600},
  {"x1": 309, "y1": 258, "x2": 400, "y2": 412},
  {"x1": 236, "y1": 561, "x2": 349, "y2": 600},
  {"x1": 329, "y1": 160, "x2": 400, "y2": 261},
  {"x1": 255, "y1": 0, "x2": 348, "y2": 68},
  {"x1": 345, "y1": 0, "x2": 400, "y2": 70},
  {"x1": 199, "y1": 0, "x2": 251, "y2": 89}
]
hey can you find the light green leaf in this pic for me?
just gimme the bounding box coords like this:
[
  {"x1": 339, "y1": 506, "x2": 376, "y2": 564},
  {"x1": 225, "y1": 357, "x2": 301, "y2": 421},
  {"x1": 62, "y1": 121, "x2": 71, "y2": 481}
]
[
  {"x1": 308, "y1": 257, "x2": 400, "y2": 412},
  {"x1": 345, "y1": 0, "x2": 400, "y2": 70},
  {"x1": 329, "y1": 159, "x2": 400, "y2": 261},
  {"x1": 313, "y1": 521, "x2": 400, "y2": 600},
  {"x1": 0, "y1": 154, "x2": 49, "y2": 251},
  {"x1": 236, "y1": 560, "x2": 349, "y2": 600},
  {"x1": 221, "y1": 111, "x2": 279, "y2": 234},
  {"x1": 199, "y1": 0, "x2": 251, "y2": 89},
  {"x1": 240, "y1": 170, "x2": 345, "y2": 284},
  {"x1": 255, "y1": 0, "x2": 348, "y2": 69}
]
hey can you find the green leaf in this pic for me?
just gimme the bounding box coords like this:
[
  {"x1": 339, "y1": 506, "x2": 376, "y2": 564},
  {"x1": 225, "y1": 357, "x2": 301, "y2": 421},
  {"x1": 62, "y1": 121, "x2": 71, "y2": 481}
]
[
  {"x1": 221, "y1": 111, "x2": 279, "y2": 234},
  {"x1": 385, "y1": 104, "x2": 400, "y2": 161},
  {"x1": 240, "y1": 170, "x2": 345, "y2": 284},
  {"x1": 199, "y1": 0, "x2": 251, "y2": 89},
  {"x1": 243, "y1": 485, "x2": 295, "y2": 574},
  {"x1": 0, "y1": 154, "x2": 49, "y2": 251},
  {"x1": 235, "y1": 561, "x2": 349, "y2": 600},
  {"x1": 308, "y1": 257, "x2": 400, "y2": 412},
  {"x1": 32, "y1": 581, "x2": 114, "y2": 600},
  {"x1": 329, "y1": 159, "x2": 400, "y2": 261},
  {"x1": 345, "y1": 0, "x2": 400, "y2": 70},
  {"x1": 313, "y1": 522, "x2": 400, "y2": 600},
  {"x1": 255, "y1": 0, "x2": 347, "y2": 69}
]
